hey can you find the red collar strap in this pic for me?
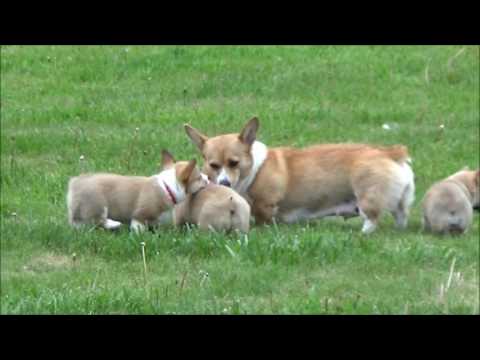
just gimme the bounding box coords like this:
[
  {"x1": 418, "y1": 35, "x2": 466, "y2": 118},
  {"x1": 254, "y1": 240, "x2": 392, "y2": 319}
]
[{"x1": 163, "y1": 181, "x2": 177, "y2": 205}]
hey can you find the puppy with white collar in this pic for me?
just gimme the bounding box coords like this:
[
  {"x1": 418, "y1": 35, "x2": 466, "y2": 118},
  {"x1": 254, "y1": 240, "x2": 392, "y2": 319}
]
[
  {"x1": 174, "y1": 183, "x2": 251, "y2": 233},
  {"x1": 66, "y1": 150, "x2": 207, "y2": 233},
  {"x1": 422, "y1": 168, "x2": 479, "y2": 235},
  {"x1": 184, "y1": 117, "x2": 415, "y2": 234}
]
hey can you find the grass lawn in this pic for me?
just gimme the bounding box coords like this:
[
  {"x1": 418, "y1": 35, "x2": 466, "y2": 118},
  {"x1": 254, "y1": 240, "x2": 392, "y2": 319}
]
[{"x1": 1, "y1": 45, "x2": 478, "y2": 314}]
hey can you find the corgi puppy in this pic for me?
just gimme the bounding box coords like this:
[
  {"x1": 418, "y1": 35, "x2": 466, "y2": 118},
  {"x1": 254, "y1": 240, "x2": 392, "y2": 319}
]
[
  {"x1": 174, "y1": 184, "x2": 251, "y2": 233},
  {"x1": 184, "y1": 117, "x2": 415, "y2": 234},
  {"x1": 67, "y1": 150, "x2": 208, "y2": 233},
  {"x1": 422, "y1": 168, "x2": 479, "y2": 235}
]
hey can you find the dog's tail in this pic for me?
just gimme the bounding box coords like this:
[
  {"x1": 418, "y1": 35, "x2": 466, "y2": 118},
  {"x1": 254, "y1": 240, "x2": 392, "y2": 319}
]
[{"x1": 383, "y1": 145, "x2": 410, "y2": 164}]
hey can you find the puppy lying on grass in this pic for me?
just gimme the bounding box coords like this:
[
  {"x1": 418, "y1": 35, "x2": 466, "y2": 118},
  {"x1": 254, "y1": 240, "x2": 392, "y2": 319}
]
[
  {"x1": 422, "y1": 168, "x2": 479, "y2": 235},
  {"x1": 67, "y1": 150, "x2": 207, "y2": 233},
  {"x1": 174, "y1": 183, "x2": 251, "y2": 233}
]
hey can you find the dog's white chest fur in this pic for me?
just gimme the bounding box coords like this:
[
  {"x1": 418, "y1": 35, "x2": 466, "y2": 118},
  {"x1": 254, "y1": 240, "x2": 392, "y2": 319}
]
[
  {"x1": 154, "y1": 168, "x2": 186, "y2": 205},
  {"x1": 235, "y1": 141, "x2": 268, "y2": 197}
]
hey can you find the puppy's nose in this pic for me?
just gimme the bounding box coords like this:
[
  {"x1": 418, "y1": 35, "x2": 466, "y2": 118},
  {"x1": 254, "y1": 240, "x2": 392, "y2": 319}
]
[{"x1": 219, "y1": 179, "x2": 231, "y2": 187}]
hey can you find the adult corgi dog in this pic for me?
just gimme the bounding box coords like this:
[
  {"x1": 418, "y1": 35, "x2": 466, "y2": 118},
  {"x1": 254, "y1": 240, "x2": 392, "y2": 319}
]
[
  {"x1": 67, "y1": 150, "x2": 207, "y2": 233},
  {"x1": 174, "y1": 183, "x2": 251, "y2": 233},
  {"x1": 184, "y1": 117, "x2": 415, "y2": 234},
  {"x1": 422, "y1": 168, "x2": 479, "y2": 235}
]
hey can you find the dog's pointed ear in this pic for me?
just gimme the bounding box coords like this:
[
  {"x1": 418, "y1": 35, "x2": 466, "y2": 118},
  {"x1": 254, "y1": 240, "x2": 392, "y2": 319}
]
[
  {"x1": 161, "y1": 149, "x2": 176, "y2": 170},
  {"x1": 184, "y1": 124, "x2": 208, "y2": 151},
  {"x1": 239, "y1": 117, "x2": 259, "y2": 146},
  {"x1": 180, "y1": 159, "x2": 197, "y2": 183}
]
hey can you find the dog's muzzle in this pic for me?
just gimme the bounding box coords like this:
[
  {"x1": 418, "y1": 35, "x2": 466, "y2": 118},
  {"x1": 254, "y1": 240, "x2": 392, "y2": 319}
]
[
  {"x1": 217, "y1": 168, "x2": 232, "y2": 187},
  {"x1": 219, "y1": 179, "x2": 231, "y2": 187}
]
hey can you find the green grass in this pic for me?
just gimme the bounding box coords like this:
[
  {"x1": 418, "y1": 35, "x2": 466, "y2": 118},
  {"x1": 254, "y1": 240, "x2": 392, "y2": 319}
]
[{"x1": 1, "y1": 45, "x2": 479, "y2": 314}]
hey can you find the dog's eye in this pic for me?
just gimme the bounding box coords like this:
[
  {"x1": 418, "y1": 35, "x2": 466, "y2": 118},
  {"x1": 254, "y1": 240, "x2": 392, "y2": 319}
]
[
  {"x1": 228, "y1": 160, "x2": 239, "y2": 168},
  {"x1": 210, "y1": 163, "x2": 220, "y2": 171}
]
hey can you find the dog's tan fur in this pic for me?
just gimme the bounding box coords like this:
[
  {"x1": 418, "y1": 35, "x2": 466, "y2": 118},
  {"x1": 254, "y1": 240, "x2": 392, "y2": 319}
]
[
  {"x1": 185, "y1": 117, "x2": 415, "y2": 233},
  {"x1": 422, "y1": 168, "x2": 480, "y2": 235},
  {"x1": 67, "y1": 151, "x2": 207, "y2": 232},
  {"x1": 174, "y1": 184, "x2": 251, "y2": 233}
]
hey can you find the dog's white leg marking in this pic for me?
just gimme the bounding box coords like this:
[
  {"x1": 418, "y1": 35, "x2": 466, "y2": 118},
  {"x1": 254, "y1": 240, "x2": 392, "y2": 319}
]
[
  {"x1": 360, "y1": 209, "x2": 377, "y2": 234},
  {"x1": 361, "y1": 219, "x2": 377, "y2": 234},
  {"x1": 130, "y1": 219, "x2": 146, "y2": 234},
  {"x1": 393, "y1": 163, "x2": 415, "y2": 229},
  {"x1": 104, "y1": 219, "x2": 122, "y2": 230},
  {"x1": 100, "y1": 207, "x2": 122, "y2": 230}
]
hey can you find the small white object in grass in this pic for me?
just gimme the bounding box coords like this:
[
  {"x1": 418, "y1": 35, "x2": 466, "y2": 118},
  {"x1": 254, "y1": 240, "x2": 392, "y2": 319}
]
[
  {"x1": 11, "y1": 212, "x2": 17, "y2": 217},
  {"x1": 79, "y1": 155, "x2": 85, "y2": 161},
  {"x1": 439, "y1": 124, "x2": 445, "y2": 130},
  {"x1": 140, "y1": 242, "x2": 146, "y2": 247},
  {"x1": 124, "y1": 48, "x2": 130, "y2": 53},
  {"x1": 135, "y1": 127, "x2": 140, "y2": 132},
  {"x1": 382, "y1": 123, "x2": 391, "y2": 131}
]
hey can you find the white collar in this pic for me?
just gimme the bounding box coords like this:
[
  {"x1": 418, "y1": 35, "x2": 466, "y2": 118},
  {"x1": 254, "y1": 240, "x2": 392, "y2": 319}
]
[
  {"x1": 235, "y1": 141, "x2": 268, "y2": 196},
  {"x1": 154, "y1": 168, "x2": 186, "y2": 207}
]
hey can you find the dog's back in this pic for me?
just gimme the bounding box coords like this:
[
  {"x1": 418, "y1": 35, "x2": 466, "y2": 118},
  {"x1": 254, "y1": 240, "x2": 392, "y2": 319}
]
[
  {"x1": 176, "y1": 185, "x2": 250, "y2": 233},
  {"x1": 422, "y1": 180, "x2": 473, "y2": 235},
  {"x1": 66, "y1": 173, "x2": 147, "y2": 227}
]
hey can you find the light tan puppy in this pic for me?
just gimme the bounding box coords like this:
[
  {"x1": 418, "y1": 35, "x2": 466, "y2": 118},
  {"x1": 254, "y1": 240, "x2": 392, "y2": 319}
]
[
  {"x1": 184, "y1": 117, "x2": 415, "y2": 234},
  {"x1": 174, "y1": 184, "x2": 251, "y2": 233},
  {"x1": 422, "y1": 168, "x2": 479, "y2": 235},
  {"x1": 67, "y1": 150, "x2": 208, "y2": 233}
]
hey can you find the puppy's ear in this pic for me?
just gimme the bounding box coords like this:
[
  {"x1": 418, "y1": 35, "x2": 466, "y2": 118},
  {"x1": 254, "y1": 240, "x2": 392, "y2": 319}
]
[
  {"x1": 179, "y1": 159, "x2": 197, "y2": 183},
  {"x1": 184, "y1": 124, "x2": 208, "y2": 152},
  {"x1": 161, "y1": 149, "x2": 176, "y2": 170},
  {"x1": 239, "y1": 117, "x2": 259, "y2": 146}
]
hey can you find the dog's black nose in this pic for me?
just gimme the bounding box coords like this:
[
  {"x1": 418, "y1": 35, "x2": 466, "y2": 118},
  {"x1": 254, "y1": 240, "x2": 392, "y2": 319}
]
[{"x1": 219, "y1": 179, "x2": 231, "y2": 187}]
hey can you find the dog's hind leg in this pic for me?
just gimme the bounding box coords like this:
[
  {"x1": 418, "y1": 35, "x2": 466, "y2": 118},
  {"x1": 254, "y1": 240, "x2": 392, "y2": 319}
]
[
  {"x1": 359, "y1": 208, "x2": 379, "y2": 234},
  {"x1": 390, "y1": 163, "x2": 415, "y2": 230},
  {"x1": 354, "y1": 181, "x2": 385, "y2": 234},
  {"x1": 357, "y1": 194, "x2": 382, "y2": 234},
  {"x1": 391, "y1": 184, "x2": 413, "y2": 229}
]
